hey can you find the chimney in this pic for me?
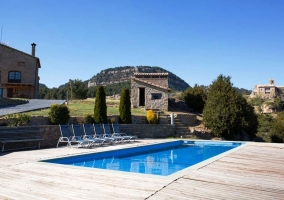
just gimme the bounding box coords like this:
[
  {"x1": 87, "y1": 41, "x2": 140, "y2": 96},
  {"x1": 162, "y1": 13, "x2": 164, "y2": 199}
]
[{"x1": 31, "y1": 43, "x2": 36, "y2": 56}]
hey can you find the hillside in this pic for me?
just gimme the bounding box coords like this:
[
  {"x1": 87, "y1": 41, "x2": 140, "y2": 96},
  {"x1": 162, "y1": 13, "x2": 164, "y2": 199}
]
[{"x1": 87, "y1": 66, "x2": 190, "y2": 91}]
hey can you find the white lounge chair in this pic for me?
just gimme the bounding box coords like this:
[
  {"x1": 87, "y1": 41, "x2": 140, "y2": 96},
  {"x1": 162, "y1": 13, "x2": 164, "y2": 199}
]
[
  {"x1": 70, "y1": 124, "x2": 92, "y2": 148},
  {"x1": 57, "y1": 124, "x2": 72, "y2": 147},
  {"x1": 112, "y1": 124, "x2": 137, "y2": 142},
  {"x1": 93, "y1": 124, "x2": 116, "y2": 144},
  {"x1": 82, "y1": 124, "x2": 106, "y2": 146},
  {"x1": 103, "y1": 124, "x2": 125, "y2": 143}
]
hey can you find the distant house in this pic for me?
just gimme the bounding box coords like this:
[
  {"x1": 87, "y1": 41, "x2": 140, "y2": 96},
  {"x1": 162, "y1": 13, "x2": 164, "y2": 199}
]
[
  {"x1": 250, "y1": 79, "x2": 284, "y2": 100},
  {"x1": 131, "y1": 73, "x2": 171, "y2": 111},
  {"x1": 0, "y1": 43, "x2": 41, "y2": 99}
]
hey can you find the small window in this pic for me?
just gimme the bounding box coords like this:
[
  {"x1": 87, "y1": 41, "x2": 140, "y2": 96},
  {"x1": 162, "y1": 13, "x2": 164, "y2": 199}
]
[
  {"x1": 18, "y1": 62, "x2": 25, "y2": 67},
  {"x1": 8, "y1": 71, "x2": 21, "y2": 83},
  {"x1": 14, "y1": 89, "x2": 18, "y2": 93},
  {"x1": 265, "y1": 88, "x2": 270, "y2": 94},
  {"x1": 151, "y1": 93, "x2": 162, "y2": 100}
]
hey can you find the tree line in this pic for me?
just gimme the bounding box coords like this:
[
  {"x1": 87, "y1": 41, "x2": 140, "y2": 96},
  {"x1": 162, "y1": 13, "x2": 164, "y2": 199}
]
[{"x1": 39, "y1": 80, "x2": 131, "y2": 100}]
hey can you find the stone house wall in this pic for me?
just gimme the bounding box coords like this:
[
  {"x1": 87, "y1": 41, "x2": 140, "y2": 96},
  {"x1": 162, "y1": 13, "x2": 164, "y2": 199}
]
[
  {"x1": 131, "y1": 80, "x2": 169, "y2": 111},
  {"x1": 0, "y1": 44, "x2": 40, "y2": 98}
]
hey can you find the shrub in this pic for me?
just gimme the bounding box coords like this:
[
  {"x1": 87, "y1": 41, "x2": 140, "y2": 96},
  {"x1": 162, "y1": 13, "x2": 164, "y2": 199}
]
[
  {"x1": 94, "y1": 85, "x2": 108, "y2": 123},
  {"x1": 5, "y1": 114, "x2": 31, "y2": 126},
  {"x1": 249, "y1": 96, "x2": 263, "y2": 106},
  {"x1": 119, "y1": 88, "x2": 132, "y2": 124},
  {"x1": 84, "y1": 113, "x2": 94, "y2": 124},
  {"x1": 256, "y1": 114, "x2": 274, "y2": 142},
  {"x1": 146, "y1": 110, "x2": 158, "y2": 124},
  {"x1": 269, "y1": 112, "x2": 284, "y2": 143},
  {"x1": 110, "y1": 117, "x2": 116, "y2": 124},
  {"x1": 183, "y1": 84, "x2": 207, "y2": 112},
  {"x1": 48, "y1": 104, "x2": 70, "y2": 125},
  {"x1": 202, "y1": 74, "x2": 258, "y2": 140}
]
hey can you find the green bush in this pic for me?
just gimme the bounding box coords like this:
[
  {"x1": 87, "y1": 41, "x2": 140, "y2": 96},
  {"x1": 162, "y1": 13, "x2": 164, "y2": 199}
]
[
  {"x1": 256, "y1": 114, "x2": 274, "y2": 142},
  {"x1": 269, "y1": 112, "x2": 284, "y2": 143},
  {"x1": 94, "y1": 86, "x2": 108, "y2": 123},
  {"x1": 202, "y1": 75, "x2": 257, "y2": 140},
  {"x1": 48, "y1": 104, "x2": 70, "y2": 125},
  {"x1": 119, "y1": 88, "x2": 132, "y2": 124},
  {"x1": 249, "y1": 96, "x2": 263, "y2": 106},
  {"x1": 146, "y1": 110, "x2": 158, "y2": 124},
  {"x1": 183, "y1": 84, "x2": 207, "y2": 112},
  {"x1": 84, "y1": 113, "x2": 94, "y2": 124},
  {"x1": 5, "y1": 114, "x2": 31, "y2": 126}
]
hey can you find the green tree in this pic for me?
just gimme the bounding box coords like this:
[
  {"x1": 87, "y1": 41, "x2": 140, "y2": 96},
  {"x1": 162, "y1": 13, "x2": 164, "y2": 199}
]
[
  {"x1": 183, "y1": 84, "x2": 207, "y2": 112},
  {"x1": 71, "y1": 79, "x2": 88, "y2": 99},
  {"x1": 256, "y1": 114, "x2": 274, "y2": 142},
  {"x1": 273, "y1": 97, "x2": 283, "y2": 111},
  {"x1": 202, "y1": 75, "x2": 257, "y2": 140},
  {"x1": 249, "y1": 95, "x2": 263, "y2": 106},
  {"x1": 270, "y1": 112, "x2": 284, "y2": 143},
  {"x1": 87, "y1": 86, "x2": 96, "y2": 98},
  {"x1": 119, "y1": 88, "x2": 132, "y2": 123},
  {"x1": 94, "y1": 86, "x2": 108, "y2": 123}
]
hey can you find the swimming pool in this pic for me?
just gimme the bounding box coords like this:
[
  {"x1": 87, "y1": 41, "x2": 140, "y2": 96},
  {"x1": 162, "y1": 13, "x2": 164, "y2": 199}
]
[{"x1": 42, "y1": 140, "x2": 242, "y2": 176}]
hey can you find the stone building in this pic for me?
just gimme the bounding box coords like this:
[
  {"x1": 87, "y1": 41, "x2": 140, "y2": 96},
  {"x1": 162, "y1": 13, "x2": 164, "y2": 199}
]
[
  {"x1": 250, "y1": 79, "x2": 284, "y2": 100},
  {"x1": 131, "y1": 73, "x2": 171, "y2": 111},
  {"x1": 0, "y1": 43, "x2": 41, "y2": 99}
]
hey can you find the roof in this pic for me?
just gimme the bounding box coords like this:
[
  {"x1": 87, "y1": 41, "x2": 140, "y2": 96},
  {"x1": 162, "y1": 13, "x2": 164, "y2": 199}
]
[
  {"x1": 255, "y1": 84, "x2": 276, "y2": 87},
  {"x1": 0, "y1": 43, "x2": 41, "y2": 68},
  {"x1": 134, "y1": 73, "x2": 169, "y2": 76},
  {"x1": 132, "y1": 77, "x2": 171, "y2": 91}
]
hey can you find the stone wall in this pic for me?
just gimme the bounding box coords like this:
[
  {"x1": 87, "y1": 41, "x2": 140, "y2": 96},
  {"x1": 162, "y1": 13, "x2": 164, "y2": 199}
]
[
  {"x1": 175, "y1": 113, "x2": 197, "y2": 126},
  {"x1": 131, "y1": 79, "x2": 169, "y2": 111},
  {"x1": 0, "y1": 124, "x2": 175, "y2": 150}
]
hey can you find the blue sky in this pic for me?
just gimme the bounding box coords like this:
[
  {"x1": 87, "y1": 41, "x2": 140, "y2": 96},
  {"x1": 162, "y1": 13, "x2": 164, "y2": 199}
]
[{"x1": 1, "y1": 0, "x2": 283, "y2": 90}]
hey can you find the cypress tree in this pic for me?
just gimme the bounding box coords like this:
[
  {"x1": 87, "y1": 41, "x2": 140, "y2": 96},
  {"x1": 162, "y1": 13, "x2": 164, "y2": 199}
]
[
  {"x1": 94, "y1": 85, "x2": 108, "y2": 123},
  {"x1": 202, "y1": 75, "x2": 257, "y2": 140},
  {"x1": 119, "y1": 88, "x2": 132, "y2": 123}
]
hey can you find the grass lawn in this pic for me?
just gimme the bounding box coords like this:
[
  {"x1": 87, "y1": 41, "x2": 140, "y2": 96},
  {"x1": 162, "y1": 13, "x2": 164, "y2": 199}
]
[{"x1": 24, "y1": 98, "x2": 147, "y2": 117}]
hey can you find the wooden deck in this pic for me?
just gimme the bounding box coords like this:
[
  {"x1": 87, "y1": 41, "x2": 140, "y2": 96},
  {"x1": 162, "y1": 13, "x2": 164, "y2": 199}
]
[{"x1": 0, "y1": 140, "x2": 283, "y2": 199}]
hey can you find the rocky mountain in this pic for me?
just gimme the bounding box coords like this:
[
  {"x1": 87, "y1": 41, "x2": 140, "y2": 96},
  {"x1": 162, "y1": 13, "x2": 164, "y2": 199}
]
[{"x1": 87, "y1": 66, "x2": 190, "y2": 91}]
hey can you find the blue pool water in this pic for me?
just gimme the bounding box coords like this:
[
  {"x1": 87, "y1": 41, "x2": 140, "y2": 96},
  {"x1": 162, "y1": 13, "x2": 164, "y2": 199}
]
[{"x1": 42, "y1": 140, "x2": 242, "y2": 176}]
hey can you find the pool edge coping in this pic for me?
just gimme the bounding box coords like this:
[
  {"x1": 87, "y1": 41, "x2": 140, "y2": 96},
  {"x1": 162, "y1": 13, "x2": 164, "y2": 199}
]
[{"x1": 35, "y1": 139, "x2": 247, "y2": 181}]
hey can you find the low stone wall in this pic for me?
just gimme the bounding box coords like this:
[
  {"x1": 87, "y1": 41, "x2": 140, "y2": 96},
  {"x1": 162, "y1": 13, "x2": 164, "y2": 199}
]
[
  {"x1": 0, "y1": 124, "x2": 175, "y2": 150},
  {"x1": 118, "y1": 124, "x2": 175, "y2": 139},
  {"x1": 175, "y1": 113, "x2": 197, "y2": 126}
]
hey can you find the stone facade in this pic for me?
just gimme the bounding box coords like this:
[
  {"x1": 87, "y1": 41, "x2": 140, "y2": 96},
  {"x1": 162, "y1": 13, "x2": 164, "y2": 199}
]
[
  {"x1": 0, "y1": 43, "x2": 40, "y2": 99},
  {"x1": 251, "y1": 79, "x2": 284, "y2": 100},
  {"x1": 131, "y1": 73, "x2": 170, "y2": 111}
]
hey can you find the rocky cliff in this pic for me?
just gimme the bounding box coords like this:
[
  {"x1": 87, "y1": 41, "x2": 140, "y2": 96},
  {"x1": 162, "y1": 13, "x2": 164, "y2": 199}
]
[{"x1": 88, "y1": 66, "x2": 190, "y2": 91}]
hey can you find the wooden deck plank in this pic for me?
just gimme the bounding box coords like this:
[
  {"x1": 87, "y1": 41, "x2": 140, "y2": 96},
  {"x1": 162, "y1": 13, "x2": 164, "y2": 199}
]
[{"x1": 0, "y1": 140, "x2": 284, "y2": 199}]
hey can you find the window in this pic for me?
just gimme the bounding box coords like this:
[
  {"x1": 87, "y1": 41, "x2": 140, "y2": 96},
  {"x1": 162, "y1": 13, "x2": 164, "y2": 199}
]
[
  {"x1": 265, "y1": 88, "x2": 270, "y2": 94},
  {"x1": 14, "y1": 89, "x2": 18, "y2": 93},
  {"x1": 0, "y1": 71, "x2": 1, "y2": 82},
  {"x1": 8, "y1": 71, "x2": 21, "y2": 83},
  {"x1": 151, "y1": 93, "x2": 162, "y2": 100}
]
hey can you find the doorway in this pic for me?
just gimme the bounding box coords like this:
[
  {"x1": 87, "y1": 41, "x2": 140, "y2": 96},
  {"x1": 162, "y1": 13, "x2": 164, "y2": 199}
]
[
  {"x1": 7, "y1": 88, "x2": 13, "y2": 98},
  {"x1": 139, "y1": 88, "x2": 145, "y2": 106}
]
